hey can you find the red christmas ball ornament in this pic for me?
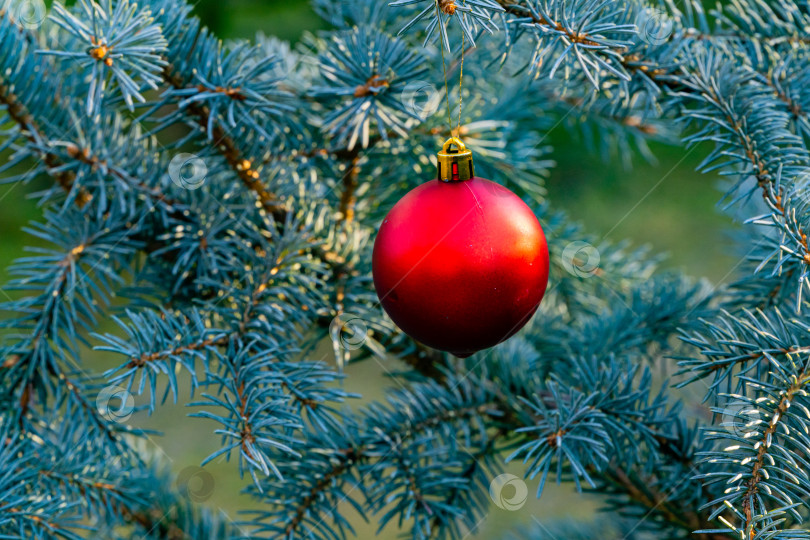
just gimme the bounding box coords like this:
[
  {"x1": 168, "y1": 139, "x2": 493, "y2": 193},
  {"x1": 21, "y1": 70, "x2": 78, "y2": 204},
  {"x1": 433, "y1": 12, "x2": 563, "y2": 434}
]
[{"x1": 372, "y1": 138, "x2": 549, "y2": 357}]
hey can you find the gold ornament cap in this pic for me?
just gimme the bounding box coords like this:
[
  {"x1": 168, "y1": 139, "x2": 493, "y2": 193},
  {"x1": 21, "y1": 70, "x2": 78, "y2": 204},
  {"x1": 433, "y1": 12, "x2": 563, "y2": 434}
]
[{"x1": 437, "y1": 137, "x2": 474, "y2": 182}]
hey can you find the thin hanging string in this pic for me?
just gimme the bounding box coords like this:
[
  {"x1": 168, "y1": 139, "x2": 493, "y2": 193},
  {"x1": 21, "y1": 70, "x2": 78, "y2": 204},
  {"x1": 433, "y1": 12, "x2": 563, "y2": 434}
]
[
  {"x1": 435, "y1": 4, "x2": 453, "y2": 136},
  {"x1": 457, "y1": 31, "x2": 464, "y2": 136},
  {"x1": 434, "y1": 4, "x2": 466, "y2": 138}
]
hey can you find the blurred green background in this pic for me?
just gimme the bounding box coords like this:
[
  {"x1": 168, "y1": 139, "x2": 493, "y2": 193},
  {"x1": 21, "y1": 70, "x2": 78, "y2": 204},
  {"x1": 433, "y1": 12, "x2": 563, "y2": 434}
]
[{"x1": 0, "y1": 0, "x2": 737, "y2": 537}]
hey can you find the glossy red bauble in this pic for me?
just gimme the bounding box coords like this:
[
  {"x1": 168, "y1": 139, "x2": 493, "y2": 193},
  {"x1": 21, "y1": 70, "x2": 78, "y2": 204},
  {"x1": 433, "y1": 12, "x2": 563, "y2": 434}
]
[{"x1": 372, "y1": 176, "x2": 549, "y2": 357}]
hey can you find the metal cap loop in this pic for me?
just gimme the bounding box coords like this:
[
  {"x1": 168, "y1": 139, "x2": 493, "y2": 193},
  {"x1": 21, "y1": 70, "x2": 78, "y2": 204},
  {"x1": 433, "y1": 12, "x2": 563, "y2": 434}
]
[{"x1": 437, "y1": 137, "x2": 474, "y2": 182}]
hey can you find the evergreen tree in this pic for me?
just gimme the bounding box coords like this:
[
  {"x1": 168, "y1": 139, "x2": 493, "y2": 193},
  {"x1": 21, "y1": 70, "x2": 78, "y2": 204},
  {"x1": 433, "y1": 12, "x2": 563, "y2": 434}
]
[{"x1": 0, "y1": 0, "x2": 809, "y2": 538}]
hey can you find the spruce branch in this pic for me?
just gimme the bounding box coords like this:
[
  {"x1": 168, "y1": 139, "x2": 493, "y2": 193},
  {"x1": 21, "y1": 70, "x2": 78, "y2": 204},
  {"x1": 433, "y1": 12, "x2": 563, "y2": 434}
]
[
  {"x1": 391, "y1": 0, "x2": 504, "y2": 51},
  {"x1": 741, "y1": 373, "x2": 810, "y2": 536},
  {"x1": 41, "y1": 0, "x2": 168, "y2": 114},
  {"x1": 0, "y1": 11, "x2": 92, "y2": 206},
  {"x1": 598, "y1": 463, "x2": 733, "y2": 540},
  {"x1": 310, "y1": 26, "x2": 429, "y2": 150},
  {"x1": 161, "y1": 64, "x2": 288, "y2": 220},
  {"x1": 95, "y1": 231, "x2": 355, "y2": 484},
  {"x1": 0, "y1": 11, "x2": 188, "y2": 216},
  {"x1": 684, "y1": 309, "x2": 810, "y2": 538},
  {"x1": 248, "y1": 378, "x2": 499, "y2": 538}
]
